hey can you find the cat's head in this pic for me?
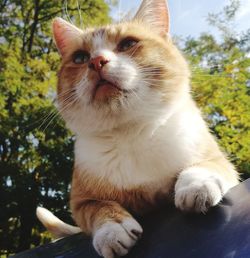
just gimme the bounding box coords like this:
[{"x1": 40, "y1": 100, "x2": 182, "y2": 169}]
[{"x1": 53, "y1": 0, "x2": 190, "y2": 134}]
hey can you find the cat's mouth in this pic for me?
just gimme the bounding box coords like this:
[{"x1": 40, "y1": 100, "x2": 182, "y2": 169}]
[{"x1": 93, "y1": 79, "x2": 124, "y2": 101}]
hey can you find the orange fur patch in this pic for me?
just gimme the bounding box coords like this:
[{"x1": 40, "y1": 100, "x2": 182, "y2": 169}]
[{"x1": 70, "y1": 167, "x2": 175, "y2": 234}]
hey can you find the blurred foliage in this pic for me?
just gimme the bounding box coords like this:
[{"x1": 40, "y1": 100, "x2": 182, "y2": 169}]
[
  {"x1": 0, "y1": 0, "x2": 249, "y2": 256},
  {"x1": 0, "y1": 0, "x2": 110, "y2": 255},
  {"x1": 183, "y1": 0, "x2": 250, "y2": 179}
]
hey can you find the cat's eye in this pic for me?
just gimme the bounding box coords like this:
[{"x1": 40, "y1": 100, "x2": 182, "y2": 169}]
[
  {"x1": 72, "y1": 50, "x2": 90, "y2": 64},
  {"x1": 117, "y1": 37, "x2": 139, "y2": 52}
]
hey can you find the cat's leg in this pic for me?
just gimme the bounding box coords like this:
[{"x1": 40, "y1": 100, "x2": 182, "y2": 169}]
[
  {"x1": 71, "y1": 199, "x2": 142, "y2": 258},
  {"x1": 174, "y1": 160, "x2": 239, "y2": 213}
]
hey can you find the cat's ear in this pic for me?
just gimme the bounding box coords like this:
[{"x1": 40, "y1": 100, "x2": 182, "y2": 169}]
[
  {"x1": 134, "y1": 0, "x2": 170, "y2": 36},
  {"x1": 52, "y1": 18, "x2": 83, "y2": 56}
]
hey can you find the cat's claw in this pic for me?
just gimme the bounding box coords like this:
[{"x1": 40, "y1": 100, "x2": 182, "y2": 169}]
[
  {"x1": 174, "y1": 168, "x2": 228, "y2": 213},
  {"x1": 93, "y1": 218, "x2": 143, "y2": 258}
]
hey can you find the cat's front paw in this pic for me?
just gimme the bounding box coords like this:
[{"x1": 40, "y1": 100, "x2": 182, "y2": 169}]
[
  {"x1": 175, "y1": 168, "x2": 228, "y2": 213},
  {"x1": 93, "y1": 218, "x2": 143, "y2": 258}
]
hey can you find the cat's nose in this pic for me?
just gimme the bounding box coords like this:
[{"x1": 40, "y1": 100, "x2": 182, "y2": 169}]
[{"x1": 88, "y1": 56, "x2": 110, "y2": 72}]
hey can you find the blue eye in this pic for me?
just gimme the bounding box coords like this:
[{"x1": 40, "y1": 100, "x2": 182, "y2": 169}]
[
  {"x1": 118, "y1": 37, "x2": 139, "y2": 52},
  {"x1": 73, "y1": 50, "x2": 90, "y2": 64}
]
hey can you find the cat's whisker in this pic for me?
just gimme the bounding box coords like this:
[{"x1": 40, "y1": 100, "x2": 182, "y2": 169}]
[
  {"x1": 39, "y1": 90, "x2": 77, "y2": 131},
  {"x1": 130, "y1": 88, "x2": 143, "y2": 103},
  {"x1": 64, "y1": 0, "x2": 73, "y2": 24},
  {"x1": 58, "y1": 91, "x2": 80, "y2": 107},
  {"x1": 105, "y1": 64, "x2": 167, "y2": 78},
  {"x1": 56, "y1": 88, "x2": 77, "y2": 99},
  {"x1": 42, "y1": 111, "x2": 61, "y2": 132},
  {"x1": 57, "y1": 91, "x2": 77, "y2": 103},
  {"x1": 37, "y1": 108, "x2": 58, "y2": 131},
  {"x1": 110, "y1": 68, "x2": 166, "y2": 75},
  {"x1": 126, "y1": 44, "x2": 142, "y2": 58},
  {"x1": 142, "y1": 78, "x2": 177, "y2": 83},
  {"x1": 120, "y1": 96, "x2": 129, "y2": 109},
  {"x1": 76, "y1": 0, "x2": 83, "y2": 28},
  {"x1": 37, "y1": 92, "x2": 76, "y2": 131},
  {"x1": 38, "y1": 107, "x2": 66, "y2": 132},
  {"x1": 43, "y1": 93, "x2": 79, "y2": 132},
  {"x1": 138, "y1": 69, "x2": 166, "y2": 74},
  {"x1": 137, "y1": 67, "x2": 166, "y2": 74}
]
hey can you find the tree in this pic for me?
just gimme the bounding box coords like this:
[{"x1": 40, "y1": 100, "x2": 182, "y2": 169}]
[
  {"x1": 0, "y1": 0, "x2": 110, "y2": 255},
  {"x1": 1, "y1": 0, "x2": 249, "y2": 256},
  {"x1": 183, "y1": 0, "x2": 250, "y2": 178}
]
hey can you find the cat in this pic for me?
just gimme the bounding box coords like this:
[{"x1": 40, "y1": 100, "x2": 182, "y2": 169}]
[{"x1": 36, "y1": 0, "x2": 239, "y2": 257}]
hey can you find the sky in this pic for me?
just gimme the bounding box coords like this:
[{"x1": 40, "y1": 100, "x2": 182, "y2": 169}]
[{"x1": 110, "y1": 0, "x2": 250, "y2": 39}]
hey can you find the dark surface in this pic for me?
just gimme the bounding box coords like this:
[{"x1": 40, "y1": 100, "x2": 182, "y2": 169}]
[{"x1": 12, "y1": 179, "x2": 250, "y2": 258}]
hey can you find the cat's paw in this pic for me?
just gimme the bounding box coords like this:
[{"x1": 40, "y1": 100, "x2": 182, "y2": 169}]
[
  {"x1": 93, "y1": 218, "x2": 143, "y2": 258},
  {"x1": 175, "y1": 167, "x2": 229, "y2": 213}
]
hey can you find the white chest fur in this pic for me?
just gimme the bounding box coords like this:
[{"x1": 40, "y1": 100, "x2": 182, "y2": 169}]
[{"x1": 74, "y1": 104, "x2": 206, "y2": 189}]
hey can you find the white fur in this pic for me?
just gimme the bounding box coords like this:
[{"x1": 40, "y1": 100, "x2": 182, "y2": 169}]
[
  {"x1": 74, "y1": 97, "x2": 206, "y2": 189},
  {"x1": 92, "y1": 30, "x2": 106, "y2": 50},
  {"x1": 36, "y1": 207, "x2": 81, "y2": 238},
  {"x1": 93, "y1": 218, "x2": 143, "y2": 258},
  {"x1": 175, "y1": 167, "x2": 230, "y2": 213}
]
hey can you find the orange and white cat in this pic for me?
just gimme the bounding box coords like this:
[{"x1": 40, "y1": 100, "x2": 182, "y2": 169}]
[{"x1": 37, "y1": 0, "x2": 239, "y2": 257}]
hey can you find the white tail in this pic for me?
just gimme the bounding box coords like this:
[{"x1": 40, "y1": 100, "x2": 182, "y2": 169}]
[{"x1": 36, "y1": 207, "x2": 81, "y2": 239}]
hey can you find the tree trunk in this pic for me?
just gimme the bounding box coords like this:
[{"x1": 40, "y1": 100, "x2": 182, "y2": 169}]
[
  {"x1": 18, "y1": 210, "x2": 34, "y2": 251},
  {"x1": 28, "y1": 0, "x2": 40, "y2": 53}
]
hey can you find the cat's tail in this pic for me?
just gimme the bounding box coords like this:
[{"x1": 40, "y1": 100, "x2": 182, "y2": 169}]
[{"x1": 36, "y1": 207, "x2": 82, "y2": 239}]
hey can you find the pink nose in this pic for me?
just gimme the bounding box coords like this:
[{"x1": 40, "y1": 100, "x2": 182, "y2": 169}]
[{"x1": 88, "y1": 56, "x2": 109, "y2": 72}]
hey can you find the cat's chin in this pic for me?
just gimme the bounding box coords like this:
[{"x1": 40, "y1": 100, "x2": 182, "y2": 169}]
[{"x1": 93, "y1": 79, "x2": 122, "y2": 102}]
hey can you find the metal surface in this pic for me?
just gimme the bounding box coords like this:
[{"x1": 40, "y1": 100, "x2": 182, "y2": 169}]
[{"x1": 12, "y1": 179, "x2": 250, "y2": 258}]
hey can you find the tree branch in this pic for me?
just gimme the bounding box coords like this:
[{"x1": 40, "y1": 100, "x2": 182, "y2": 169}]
[{"x1": 28, "y1": 0, "x2": 40, "y2": 53}]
